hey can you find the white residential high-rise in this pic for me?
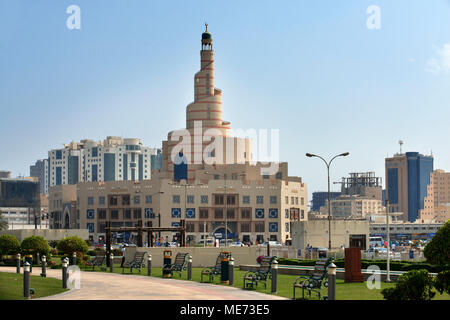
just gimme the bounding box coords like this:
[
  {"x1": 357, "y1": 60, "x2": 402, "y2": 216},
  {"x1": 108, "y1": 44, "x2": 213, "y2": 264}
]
[{"x1": 48, "y1": 136, "x2": 162, "y2": 187}]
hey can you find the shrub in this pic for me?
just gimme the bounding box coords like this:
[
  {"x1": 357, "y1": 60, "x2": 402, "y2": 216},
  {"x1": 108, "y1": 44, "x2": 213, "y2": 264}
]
[
  {"x1": 57, "y1": 236, "x2": 89, "y2": 255},
  {"x1": 0, "y1": 234, "x2": 21, "y2": 255},
  {"x1": 381, "y1": 269, "x2": 436, "y2": 300},
  {"x1": 424, "y1": 220, "x2": 450, "y2": 266},
  {"x1": 21, "y1": 235, "x2": 51, "y2": 259},
  {"x1": 50, "y1": 248, "x2": 58, "y2": 256},
  {"x1": 112, "y1": 248, "x2": 122, "y2": 256},
  {"x1": 48, "y1": 240, "x2": 59, "y2": 248},
  {"x1": 87, "y1": 250, "x2": 97, "y2": 256},
  {"x1": 434, "y1": 270, "x2": 450, "y2": 295}
]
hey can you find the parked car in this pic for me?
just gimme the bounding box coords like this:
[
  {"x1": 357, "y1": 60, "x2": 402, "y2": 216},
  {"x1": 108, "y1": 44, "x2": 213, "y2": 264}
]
[
  {"x1": 364, "y1": 247, "x2": 394, "y2": 259},
  {"x1": 259, "y1": 241, "x2": 283, "y2": 247},
  {"x1": 229, "y1": 242, "x2": 245, "y2": 247}
]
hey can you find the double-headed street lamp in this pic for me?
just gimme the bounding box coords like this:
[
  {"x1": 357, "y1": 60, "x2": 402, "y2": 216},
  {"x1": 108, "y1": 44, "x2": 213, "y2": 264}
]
[{"x1": 306, "y1": 152, "x2": 349, "y2": 250}]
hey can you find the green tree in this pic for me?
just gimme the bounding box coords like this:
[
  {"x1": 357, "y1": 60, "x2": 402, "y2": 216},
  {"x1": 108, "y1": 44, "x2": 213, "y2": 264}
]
[
  {"x1": 0, "y1": 212, "x2": 8, "y2": 231},
  {"x1": 0, "y1": 234, "x2": 21, "y2": 256},
  {"x1": 381, "y1": 269, "x2": 436, "y2": 300},
  {"x1": 424, "y1": 220, "x2": 450, "y2": 266},
  {"x1": 57, "y1": 236, "x2": 89, "y2": 255},
  {"x1": 434, "y1": 270, "x2": 450, "y2": 295},
  {"x1": 21, "y1": 235, "x2": 51, "y2": 259}
]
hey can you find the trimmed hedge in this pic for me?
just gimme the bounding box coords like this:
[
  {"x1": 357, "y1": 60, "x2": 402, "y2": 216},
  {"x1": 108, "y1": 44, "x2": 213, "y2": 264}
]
[{"x1": 277, "y1": 257, "x2": 449, "y2": 273}]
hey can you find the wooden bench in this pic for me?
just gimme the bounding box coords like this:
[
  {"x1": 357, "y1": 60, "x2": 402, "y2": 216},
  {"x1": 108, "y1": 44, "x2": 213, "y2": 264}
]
[
  {"x1": 201, "y1": 253, "x2": 224, "y2": 283},
  {"x1": 122, "y1": 251, "x2": 146, "y2": 274},
  {"x1": 162, "y1": 252, "x2": 189, "y2": 278},
  {"x1": 292, "y1": 257, "x2": 334, "y2": 300},
  {"x1": 84, "y1": 251, "x2": 106, "y2": 271},
  {"x1": 243, "y1": 256, "x2": 277, "y2": 290}
]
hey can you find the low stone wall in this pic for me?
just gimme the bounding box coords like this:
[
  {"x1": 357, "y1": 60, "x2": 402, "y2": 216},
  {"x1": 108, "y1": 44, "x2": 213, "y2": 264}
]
[
  {"x1": 0, "y1": 229, "x2": 89, "y2": 242},
  {"x1": 125, "y1": 246, "x2": 269, "y2": 268}
]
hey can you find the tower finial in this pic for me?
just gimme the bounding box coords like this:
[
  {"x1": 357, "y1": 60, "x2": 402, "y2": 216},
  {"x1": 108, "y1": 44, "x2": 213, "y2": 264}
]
[{"x1": 205, "y1": 22, "x2": 208, "y2": 32}]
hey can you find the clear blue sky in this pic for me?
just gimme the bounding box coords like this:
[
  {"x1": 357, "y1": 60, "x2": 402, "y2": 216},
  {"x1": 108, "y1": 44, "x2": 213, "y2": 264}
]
[{"x1": 1, "y1": 0, "x2": 450, "y2": 202}]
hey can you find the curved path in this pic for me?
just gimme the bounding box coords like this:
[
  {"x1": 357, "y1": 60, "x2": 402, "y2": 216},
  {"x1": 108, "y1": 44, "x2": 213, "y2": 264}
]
[{"x1": 0, "y1": 267, "x2": 286, "y2": 300}]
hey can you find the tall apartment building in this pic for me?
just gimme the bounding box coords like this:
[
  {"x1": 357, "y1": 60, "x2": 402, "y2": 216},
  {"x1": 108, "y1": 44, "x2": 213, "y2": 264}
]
[
  {"x1": 48, "y1": 136, "x2": 162, "y2": 187},
  {"x1": 320, "y1": 195, "x2": 383, "y2": 219},
  {"x1": 419, "y1": 169, "x2": 450, "y2": 223},
  {"x1": 0, "y1": 177, "x2": 41, "y2": 229},
  {"x1": 30, "y1": 159, "x2": 49, "y2": 194},
  {"x1": 311, "y1": 191, "x2": 341, "y2": 212},
  {"x1": 385, "y1": 152, "x2": 433, "y2": 222}
]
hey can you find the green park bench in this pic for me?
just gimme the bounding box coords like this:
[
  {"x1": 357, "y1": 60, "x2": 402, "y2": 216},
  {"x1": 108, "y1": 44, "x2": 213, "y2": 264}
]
[
  {"x1": 122, "y1": 251, "x2": 146, "y2": 274},
  {"x1": 292, "y1": 257, "x2": 334, "y2": 300},
  {"x1": 243, "y1": 256, "x2": 277, "y2": 290},
  {"x1": 84, "y1": 251, "x2": 106, "y2": 271},
  {"x1": 162, "y1": 252, "x2": 189, "y2": 278},
  {"x1": 201, "y1": 252, "x2": 225, "y2": 283}
]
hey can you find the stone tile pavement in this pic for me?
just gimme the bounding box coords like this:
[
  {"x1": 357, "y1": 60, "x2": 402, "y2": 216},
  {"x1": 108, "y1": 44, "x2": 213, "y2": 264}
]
[{"x1": 0, "y1": 267, "x2": 287, "y2": 300}]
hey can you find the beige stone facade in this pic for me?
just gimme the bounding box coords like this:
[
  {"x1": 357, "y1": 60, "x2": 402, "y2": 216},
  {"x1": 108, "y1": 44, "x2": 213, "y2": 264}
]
[
  {"x1": 48, "y1": 185, "x2": 77, "y2": 229},
  {"x1": 76, "y1": 175, "x2": 307, "y2": 244},
  {"x1": 320, "y1": 195, "x2": 384, "y2": 219},
  {"x1": 419, "y1": 169, "x2": 450, "y2": 223}
]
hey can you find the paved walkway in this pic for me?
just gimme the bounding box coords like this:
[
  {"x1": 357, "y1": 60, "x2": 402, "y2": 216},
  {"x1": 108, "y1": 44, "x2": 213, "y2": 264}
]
[{"x1": 0, "y1": 267, "x2": 286, "y2": 300}]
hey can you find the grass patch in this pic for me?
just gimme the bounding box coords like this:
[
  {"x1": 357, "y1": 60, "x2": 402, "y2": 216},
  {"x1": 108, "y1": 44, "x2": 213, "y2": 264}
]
[{"x1": 0, "y1": 271, "x2": 68, "y2": 300}]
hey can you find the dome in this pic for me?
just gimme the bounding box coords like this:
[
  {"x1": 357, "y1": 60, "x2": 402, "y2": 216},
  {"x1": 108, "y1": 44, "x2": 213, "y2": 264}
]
[{"x1": 202, "y1": 32, "x2": 212, "y2": 40}]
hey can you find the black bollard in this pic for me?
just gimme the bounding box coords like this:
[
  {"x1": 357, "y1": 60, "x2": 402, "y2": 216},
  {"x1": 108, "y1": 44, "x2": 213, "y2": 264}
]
[
  {"x1": 328, "y1": 262, "x2": 337, "y2": 300},
  {"x1": 109, "y1": 253, "x2": 114, "y2": 273},
  {"x1": 187, "y1": 255, "x2": 192, "y2": 280},
  {"x1": 23, "y1": 262, "x2": 31, "y2": 299},
  {"x1": 229, "y1": 257, "x2": 235, "y2": 286},
  {"x1": 147, "y1": 254, "x2": 152, "y2": 276},
  {"x1": 16, "y1": 253, "x2": 21, "y2": 274},
  {"x1": 40, "y1": 255, "x2": 47, "y2": 277},
  {"x1": 62, "y1": 259, "x2": 68, "y2": 289},
  {"x1": 271, "y1": 259, "x2": 278, "y2": 293}
]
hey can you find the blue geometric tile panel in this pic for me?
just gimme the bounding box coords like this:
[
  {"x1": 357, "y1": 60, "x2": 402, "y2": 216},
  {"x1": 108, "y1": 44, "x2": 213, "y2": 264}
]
[
  {"x1": 145, "y1": 208, "x2": 154, "y2": 218},
  {"x1": 269, "y1": 208, "x2": 278, "y2": 218},
  {"x1": 255, "y1": 208, "x2": 264, "y2": 219},
  {"x1": 86, "y1": 209, "x2": 95, "y2": 219},
  {"x1": 171, "y1": 208, "x2": 181, "y2": 218},
  {"x1": 269, "y1": 222, "x2": 278, "y2": 233},
  {"x1": 186, "y1": 208, "x2": 195, "y2": 218}
]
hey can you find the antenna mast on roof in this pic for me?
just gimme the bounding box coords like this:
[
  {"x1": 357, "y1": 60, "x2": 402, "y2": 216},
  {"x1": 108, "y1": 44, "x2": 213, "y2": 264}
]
[{"x1": 399, "y1": 140, "x2": 404, "y2": 154}]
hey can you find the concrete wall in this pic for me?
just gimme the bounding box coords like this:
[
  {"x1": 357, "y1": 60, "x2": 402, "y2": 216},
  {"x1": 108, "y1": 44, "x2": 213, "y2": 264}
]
[
  {"x1": 0, "y1": 229, "x2": 89, "y2": 242},
  {"x1": 291, "y1": 219, "x2": 370, "y2": 250},
  {"x1": 125, "y1": 246, "x2": 271, "y2": 268}
]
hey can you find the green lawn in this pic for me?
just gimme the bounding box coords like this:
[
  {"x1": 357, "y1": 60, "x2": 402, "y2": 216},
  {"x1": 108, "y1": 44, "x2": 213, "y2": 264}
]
[
  {"x1": 0, "y1": 272, "x2": 68, "y2": 300},
  {"x1": 81, "y1": 264, "x2": 450, "y2": 300}
]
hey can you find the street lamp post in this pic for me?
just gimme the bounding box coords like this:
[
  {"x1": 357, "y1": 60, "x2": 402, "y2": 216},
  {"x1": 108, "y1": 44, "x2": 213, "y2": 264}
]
[
  {"x1": 306, "y1": 152, "x2": 349, "y2": 250},
  {"x1": 386, "y1": 199, "x2": 391, "y2": 282}
]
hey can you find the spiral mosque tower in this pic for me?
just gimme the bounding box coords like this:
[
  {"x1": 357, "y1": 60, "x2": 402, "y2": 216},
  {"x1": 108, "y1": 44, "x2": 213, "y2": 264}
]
[{"x1": 161, "y1": 25, "x2": 252, "y2": 181}]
